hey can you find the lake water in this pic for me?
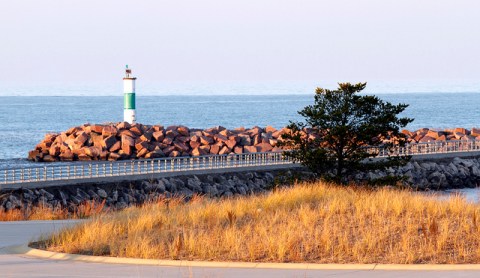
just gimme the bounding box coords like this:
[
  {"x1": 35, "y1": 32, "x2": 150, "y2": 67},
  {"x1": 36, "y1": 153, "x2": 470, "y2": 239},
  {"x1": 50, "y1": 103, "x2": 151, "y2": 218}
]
[{"x1": 1, "y1": 92, "x2": 480, "y2": 167}]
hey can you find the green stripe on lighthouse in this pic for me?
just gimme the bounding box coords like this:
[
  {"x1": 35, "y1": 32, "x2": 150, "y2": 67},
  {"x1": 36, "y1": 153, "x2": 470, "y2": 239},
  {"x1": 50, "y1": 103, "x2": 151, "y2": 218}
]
[{"x1": 124, "y1": 93, "x2": 136, "y2": 109}]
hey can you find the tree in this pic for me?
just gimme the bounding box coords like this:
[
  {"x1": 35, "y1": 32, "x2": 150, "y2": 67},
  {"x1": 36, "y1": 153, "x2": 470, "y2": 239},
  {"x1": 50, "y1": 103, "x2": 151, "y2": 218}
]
[{"x1": 280, "y1": 82, "x2": 413, "y2": 184}]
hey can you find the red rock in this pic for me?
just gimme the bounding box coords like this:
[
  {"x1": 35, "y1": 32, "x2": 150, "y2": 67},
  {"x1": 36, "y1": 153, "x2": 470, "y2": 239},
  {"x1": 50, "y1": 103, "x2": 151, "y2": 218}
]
[
  {"x1": 401, "y1": 129, "x2": 413, "y2": 137},
  {"x1": 166, "y1": 129, "x2": 179, "y2": 138},
  {"x1": 152, "y1": 131, "x2": 165, "y2": 141},
  {"x1": 118, "y1": 129, "x2": 134, "y2": 138},
  {"x1": 214, "y1": 134, "x2": 229, "y2": 142},
  {"x1": 238, "y1": 134, "x2": 252, "y2": 146},
  {"x1": 454, "y1": 127, "x2": 468, "y2": 135},
  {"x1": 234, "y1": 146, "x2": 243, "y2": 154},
  {"x1": 66, "y1": 126, "x2": 80, "y2": 136},
  {"x1": 190, "y1": 135, "x2": 200, "y2": 142},
  {"x1": 109, "y1": 141, "x2": 121, "y2": 152},
  {"x1": 49, "y1": 145, "x2": 61, "y2": 156},
  {"x1": 199, "y1": 145, "x2": 211, "y2": 153},
  {"x1": 426, "y1": 130, "x2": 443, "y2": 139},
  {"x1": 229, "y1": 135, "x2": 240, "y2": 143},
  {"x1": 192, "y1": 147, "x2": 207, "y2": 156},
  {"x1": 189, "y1": 140, "x2": 201, "y2": 149},
  {"x1": 140, "y1": 131, "x2": 153, "y2": 142},
  {"x1": 272, "y1": 129, "x2": 287, "y2": 139},
  {"x1": 437, "y1": 135, "x2": 447, "y2": 141},
  {"x1": 28, "y1": 150, "x2": 41, "y2": 161},
  {"x1": 219, "y1": 146, "x2": 231, "y2": 155},
  {"x1": 419, "y1": 136, "x2": 435, "y2": 143},
  {"x1": 190, "y1": 131, "x2": 203, "y2": 137},
  {"x1": 256, "y1": 142, "x2": 273, "y2": 152},
  {"x1": 74, "y1": 132, "x2": 88, "y2": 146},
  {"x1": 99, "y1": 151, "x2": 108, "y2": 160},
  {"x1": 200, "y1": 136, "x2": 214, "y2": 145},
  {"x1": 203, "y1": 130, "x2": 216, "y2": 138},
  {"x1": 177, "y1": 126, "x2": 190, "y2": 136},
  {"x1": 226, "y1": 139, "x2": 237, "y2": 149},
  {"x1": 117, "y1": 122, "x2": 131, "y2": 130},
  {"x1": 102, "y1": 126, "x2": 118, "y2": 137},
  {"x1": 145, "y1": 150, "x2": 164, "y2": 158},
  {"x1": 135, "y1": 141, "x2": 149, "y2": 151},
  {"x1": 471, "y1": 128, "x2": 480, "y2": 137},
  {"x1": 454, "y1": 132, "x2": 464, "y2": 140},
  {"x1": 176, "y1": 136, "x2": 190, "y2": 143},
  {"x1": 265, "y1": 126, "x2": 277, "y2": 133},
  {"x1": 219, "y1": 129, "x2": 230, "y2": 137},
  {"x1": 235, "y1": 127, "x2": 246, "y2": 132},
  {"x1": 210, "y1": 144, "x2": 220, "y2": 154},
  {"x1": 108, "y1": 152, "x2": 121, "y2": 161},
  {"x1": 130, "y1": 125, "x2": 143, "y2": 136},
  {"x1": 244, "y1": 146, "x2": 258, "y2": 153},
  {"x1": 103, "y1": 136, "x2": 117, "y2": 149},
  {"x1": 153, "y1": 125, "x2": 164, "y2": 132},
  {"x1": 253, "y1": 135, "x2": 261, "y2": 145},
  {"x1": 174, "y1": 141, "x2": 189, "y2": 152},
  {"x1": 269, "y1": 139, "x2": 278, "y2": 146},
  {"x1": 136, "y1": 148, "x2": 149, "y2": 158},
  {"x1": 169, "y1": 151, "x2": 181, "y2": 157},
  {"x1": 59, "y1": 149, "x2": 73, "y2": 161},
  {"x1": 413, "y1": 134, "x2": 424, "y2": 142},
  {"x1": 162, "y1": 146, "x2": 176, "y2": 155},
  {"x1": 163, "y1": 137, "x2": 173, "y2": 145},
  {"x1": 84, "y1": 146, "x2": 102, "y2": 158},
  {"x1": 89, "y1": 125, "x2": 104, "y2": 134},
  {"x1": 78, "y1": 154, "x2": 92, "y2": 161},
  {"x1": 121, "y1": 135, "x2": 135, "y2": 155}
]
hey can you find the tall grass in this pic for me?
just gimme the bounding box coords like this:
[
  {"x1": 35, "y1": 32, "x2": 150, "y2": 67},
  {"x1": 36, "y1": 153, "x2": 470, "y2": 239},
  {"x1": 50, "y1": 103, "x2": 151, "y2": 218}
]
[
  {"x1": 40, "y1": 182, "x2": 480, "y2": 263},
  {"x1": 0, "y1": 200, "x2": 106, "y2": 221}
]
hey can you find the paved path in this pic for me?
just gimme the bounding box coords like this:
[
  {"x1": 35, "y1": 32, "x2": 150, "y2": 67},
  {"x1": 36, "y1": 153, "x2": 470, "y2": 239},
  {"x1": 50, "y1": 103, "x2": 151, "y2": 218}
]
[{"x1": 1, "y1": 220, "x2": 480, "y2": 277}]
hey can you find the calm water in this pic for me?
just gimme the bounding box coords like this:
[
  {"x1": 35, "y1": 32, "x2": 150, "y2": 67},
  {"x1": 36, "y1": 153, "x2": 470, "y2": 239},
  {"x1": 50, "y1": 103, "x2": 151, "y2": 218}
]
[{"x1": 0, "y1": 93, "x2": 479, "y2": 166}]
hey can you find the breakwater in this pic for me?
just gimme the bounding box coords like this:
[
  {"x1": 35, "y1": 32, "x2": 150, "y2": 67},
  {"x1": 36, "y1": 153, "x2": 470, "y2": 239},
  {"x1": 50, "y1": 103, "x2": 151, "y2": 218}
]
[
  {"x1": 3, "y1": 155, "x2": 480, "y2": 212},
  {"x1": 28, "y1": 122, "x2": 480, "y2": 163},
  {"x1": 28, "y1": 123, "x2": 285, "y2": 162},
  {"x1": 0, "y1": 169, "x2": 311, "y2": 211}
]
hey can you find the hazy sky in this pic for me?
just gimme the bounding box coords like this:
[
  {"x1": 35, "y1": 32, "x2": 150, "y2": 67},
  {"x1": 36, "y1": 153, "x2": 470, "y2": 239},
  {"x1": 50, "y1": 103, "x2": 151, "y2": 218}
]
[{"x1": 1, "y1": 0, "x2": 480, "y2": 95}]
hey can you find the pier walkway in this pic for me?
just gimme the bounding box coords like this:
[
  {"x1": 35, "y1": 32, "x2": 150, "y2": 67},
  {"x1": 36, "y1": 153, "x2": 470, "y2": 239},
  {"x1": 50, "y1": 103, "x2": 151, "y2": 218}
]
[{"x1": 2, "y1": 140, "x2": 480, "y2": 190}]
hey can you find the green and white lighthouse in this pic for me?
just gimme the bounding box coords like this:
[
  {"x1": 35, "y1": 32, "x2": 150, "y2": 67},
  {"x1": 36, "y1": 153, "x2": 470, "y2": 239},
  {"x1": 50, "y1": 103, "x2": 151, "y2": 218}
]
[{"x1": 123, "y1": 65, "x2": 136, "y2": 124}]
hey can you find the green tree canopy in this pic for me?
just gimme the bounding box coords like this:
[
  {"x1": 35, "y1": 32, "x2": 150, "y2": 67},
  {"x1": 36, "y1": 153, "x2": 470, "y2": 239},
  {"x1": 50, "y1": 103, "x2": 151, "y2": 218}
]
[{"x1": 280, "y1": 82, "x2": 413, "y2": 184}]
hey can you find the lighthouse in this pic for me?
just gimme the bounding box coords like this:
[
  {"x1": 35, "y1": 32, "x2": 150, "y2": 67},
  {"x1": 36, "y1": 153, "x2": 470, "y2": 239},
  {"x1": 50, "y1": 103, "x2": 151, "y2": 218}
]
[{"x1": 123, "y1": 65, "x2": 136, "y2": 124}]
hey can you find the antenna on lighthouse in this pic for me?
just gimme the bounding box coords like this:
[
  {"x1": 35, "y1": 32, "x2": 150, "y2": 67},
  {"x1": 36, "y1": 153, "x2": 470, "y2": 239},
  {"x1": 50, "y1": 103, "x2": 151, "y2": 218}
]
[{"x1": 123, "y1": 65, "x2": 137, "y2": 124}]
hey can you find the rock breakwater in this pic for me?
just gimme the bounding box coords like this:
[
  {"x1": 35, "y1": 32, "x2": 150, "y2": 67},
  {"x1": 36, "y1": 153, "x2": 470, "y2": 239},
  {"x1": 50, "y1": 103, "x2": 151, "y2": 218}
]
[
  {"x1": 28, "y1": 123, "x2": 286, "y2": 162},
  {"x1": 0, "y1": 170, "x2": 310, "y2": 212},
  {"x1": 357, "y1": 157, "x2": 480, "y2": 189},
  {"x1": 28, "y1": 123, "x2": 480, "y2": 163}
]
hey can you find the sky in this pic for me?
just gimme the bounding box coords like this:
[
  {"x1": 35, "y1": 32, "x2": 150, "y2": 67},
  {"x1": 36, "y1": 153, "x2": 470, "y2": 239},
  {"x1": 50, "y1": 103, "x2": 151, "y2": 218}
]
[{"x1": 1, "y1": 0, "x2": 480, "y2": 95}]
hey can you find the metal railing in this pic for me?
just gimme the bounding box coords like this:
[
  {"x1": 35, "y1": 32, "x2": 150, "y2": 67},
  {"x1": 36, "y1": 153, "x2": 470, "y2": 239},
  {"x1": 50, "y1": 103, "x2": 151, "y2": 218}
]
[
  {"x1": 370, "y1": 139, "x2": 480, "y2": 157},
  {"x1": 3, "y1": 139, "x2": 480, "y2": 186},
  {"x1": 1, "y1": 152, "x2": 293, "y2": 185}
]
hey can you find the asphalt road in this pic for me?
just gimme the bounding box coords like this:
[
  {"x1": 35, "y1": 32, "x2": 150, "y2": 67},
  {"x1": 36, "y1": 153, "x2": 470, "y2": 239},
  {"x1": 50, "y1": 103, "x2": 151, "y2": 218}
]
[{"x1": 1, "y1": 220, "x2": 480, "y2": 278}]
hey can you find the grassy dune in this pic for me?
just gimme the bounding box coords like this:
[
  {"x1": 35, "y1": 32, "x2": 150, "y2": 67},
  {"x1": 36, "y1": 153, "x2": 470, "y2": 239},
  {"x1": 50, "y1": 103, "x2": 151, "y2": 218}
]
[
  {"x1": 39, "y1": 182, "x2": 480, "y2": 264},
  {"x1": 0, "y1": 200, "x2": 106, "y2": 221}
]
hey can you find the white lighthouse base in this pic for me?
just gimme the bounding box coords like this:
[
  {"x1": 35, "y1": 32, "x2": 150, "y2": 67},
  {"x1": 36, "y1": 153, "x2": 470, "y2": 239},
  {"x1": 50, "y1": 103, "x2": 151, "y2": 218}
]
[{"x1": 124, "y1": 109, "x2": 136, "y2": 124}]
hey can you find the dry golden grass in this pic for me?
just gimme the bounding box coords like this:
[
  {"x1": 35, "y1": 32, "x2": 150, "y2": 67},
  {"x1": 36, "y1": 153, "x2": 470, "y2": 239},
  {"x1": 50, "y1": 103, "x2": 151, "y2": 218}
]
[
  {"x1": 39, "y1": 182, "x2": 480, "y2": 264},
  {"x1": 0, "y1": 200, "x2": 107, "y2": 221}
]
